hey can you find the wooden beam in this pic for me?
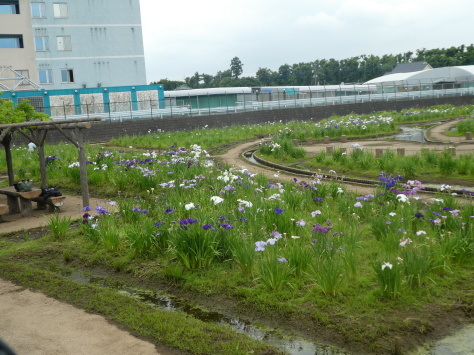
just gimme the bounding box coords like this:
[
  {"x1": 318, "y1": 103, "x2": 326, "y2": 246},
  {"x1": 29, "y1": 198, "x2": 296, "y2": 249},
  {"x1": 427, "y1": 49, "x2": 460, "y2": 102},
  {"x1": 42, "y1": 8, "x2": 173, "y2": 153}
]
[
  {"x1": 50, "y1": 123, "x2": 79, "y2": 147},
  {"x1": 0, "y1": 127, "x2": 12, "y2": 143},
  {"x1": 36, "y1": 122, "x2": 92, "y2": 130},
  {"x1": 0, "y1": 117, "x2": 101, "y2": 130},
  {"x1": 16, "y1": 129, "x2": 41, "y2": 146}
]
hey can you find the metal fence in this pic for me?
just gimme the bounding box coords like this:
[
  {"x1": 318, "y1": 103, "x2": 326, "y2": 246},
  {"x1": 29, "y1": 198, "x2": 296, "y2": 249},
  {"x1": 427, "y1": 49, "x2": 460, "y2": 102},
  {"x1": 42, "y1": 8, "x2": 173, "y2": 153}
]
[{"x1": 41, "y1": 79, "x2": 474, "y2": 121}]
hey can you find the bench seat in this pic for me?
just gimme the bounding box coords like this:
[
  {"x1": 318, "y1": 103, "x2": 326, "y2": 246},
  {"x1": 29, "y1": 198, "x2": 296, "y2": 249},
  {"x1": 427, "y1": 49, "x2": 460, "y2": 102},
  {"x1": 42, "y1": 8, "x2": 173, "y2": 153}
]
[
  {"x1": 0, "y1": 186, "x2": 41, "y2": 217},
  {"x1": 32, "y1": 195, "x2": 67, "y2": 212}
]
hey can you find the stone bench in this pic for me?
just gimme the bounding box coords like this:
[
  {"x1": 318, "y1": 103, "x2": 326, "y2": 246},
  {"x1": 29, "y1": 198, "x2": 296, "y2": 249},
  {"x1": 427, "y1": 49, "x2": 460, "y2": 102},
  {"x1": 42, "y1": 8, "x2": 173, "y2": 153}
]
[
  {"x1": 0, "y1": 186, "x2": 42, "y2": 217},
  {"x1": 0, "y1": 204, "x2": 9, "y2": 222},
  {"x1": 32, "y1": 195, "x2": 67, "y2": 212}
]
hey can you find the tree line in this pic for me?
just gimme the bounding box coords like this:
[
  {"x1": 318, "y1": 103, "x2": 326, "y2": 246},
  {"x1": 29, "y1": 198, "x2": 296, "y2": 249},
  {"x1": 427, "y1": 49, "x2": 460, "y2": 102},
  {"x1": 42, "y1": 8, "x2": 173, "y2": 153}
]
[{"x1": 151, "y1": 44, "x2": 474, "y2": 90}]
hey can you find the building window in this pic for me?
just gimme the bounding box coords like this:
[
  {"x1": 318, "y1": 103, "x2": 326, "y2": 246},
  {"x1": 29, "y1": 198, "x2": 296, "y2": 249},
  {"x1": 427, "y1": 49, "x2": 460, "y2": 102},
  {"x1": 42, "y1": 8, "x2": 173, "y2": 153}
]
[
  {"x1": 38, "y1": 69, "x2": 53, "y2": 84},
  {"x1": 53, "y1": 3, "x2": 68, "y2": 18},
  {"x1": 0, "y1": 35, "x2": 23, "y2": 48},
  {"x1": 61, "y1": 69, "x2": 74, "y2": 83},
  {"x1": 16, "y1": 70, "x2": 29, "y2": 85},
  {"x1": 0, "y1": 1, "x2": 19, "y2": 14},
  {"x1": 57, "y1": 36, "x2": 71, "y2": 51},
  {"x1": 31, "y1": 2, "x2": 46, "y2": 18},
  {"x1": 34, "y1": 36, "x2": 49, "y2": 51}
]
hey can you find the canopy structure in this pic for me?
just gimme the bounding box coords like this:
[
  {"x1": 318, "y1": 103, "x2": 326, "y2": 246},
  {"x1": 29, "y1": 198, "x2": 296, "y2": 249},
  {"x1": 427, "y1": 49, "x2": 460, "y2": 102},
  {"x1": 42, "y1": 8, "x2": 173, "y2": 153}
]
[
  {"x1": 0, "y1": 118, "x2": 101, "y2": 207},
  {"x1": 366, "y1": 65, "x2": 474, "y2": 86}
]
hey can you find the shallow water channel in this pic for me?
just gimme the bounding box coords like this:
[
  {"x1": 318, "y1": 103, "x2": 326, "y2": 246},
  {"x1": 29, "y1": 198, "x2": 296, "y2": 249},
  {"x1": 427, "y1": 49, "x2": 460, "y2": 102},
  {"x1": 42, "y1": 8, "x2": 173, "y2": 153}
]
[
  {"x1": 65, "y1": 270, "x2": 347, "y2": 355},
  {"x1": 385, "y1": 126, "x2": 426, "y2": 143}
]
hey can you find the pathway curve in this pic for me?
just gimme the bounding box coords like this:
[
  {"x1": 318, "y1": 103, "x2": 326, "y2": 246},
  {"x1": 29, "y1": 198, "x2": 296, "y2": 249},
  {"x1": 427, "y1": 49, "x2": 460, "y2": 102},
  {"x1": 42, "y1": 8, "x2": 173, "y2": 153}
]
[
  {"x1": 0, "y1": 279, "x2": 161, "y2": 355},
  {"x1": 213, "y1": 119, "x2": 474, "y2": 194},
  {"x1": 0, "y1": 118, "x2": 471, "y2": 355}
]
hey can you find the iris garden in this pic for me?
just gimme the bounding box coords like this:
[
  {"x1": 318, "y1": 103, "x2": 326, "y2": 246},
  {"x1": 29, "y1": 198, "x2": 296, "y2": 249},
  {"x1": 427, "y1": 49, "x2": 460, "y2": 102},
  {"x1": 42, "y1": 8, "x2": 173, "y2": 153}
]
[{"x1": 0, "y1": 104, "x2": 473, "y2": 354}]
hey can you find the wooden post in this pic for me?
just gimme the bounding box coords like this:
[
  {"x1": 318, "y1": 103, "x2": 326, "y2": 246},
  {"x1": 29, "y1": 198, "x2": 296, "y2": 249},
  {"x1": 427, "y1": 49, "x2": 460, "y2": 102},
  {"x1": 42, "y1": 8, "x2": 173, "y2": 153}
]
[
  {"x1": 75, "y1": 128, "x2": 90, "y2": 208},
  {"x1": 397, "y1": 148, "x2": 405, "y2": 156},
  {"x1": 341, "y1": 135, "x2": 347, "y2": 143},
  {"x1": 326, "y1": 146, "x2": 334, "y2": 155},
  {"x1": 466, "y1": 132, "x2": 472, "y2": 140},
  {"x1": 2, "y1": 133, "x2": 15, "y2": 185},
  {"x1": 37, "y1": 145, "x2": 48, "y2": 189},
  {"x1": 446, "y1": 147, "x2": 456, "y2": 156},
  {"x1": 324, "y1": 136, "x2": 330, "y2": 144},
  {"x1": 394, "y1": 337, "x2": 402, "y2": 355},
  {"x1": 375, "y1": 148, "x2": 383, "y2": 158}
]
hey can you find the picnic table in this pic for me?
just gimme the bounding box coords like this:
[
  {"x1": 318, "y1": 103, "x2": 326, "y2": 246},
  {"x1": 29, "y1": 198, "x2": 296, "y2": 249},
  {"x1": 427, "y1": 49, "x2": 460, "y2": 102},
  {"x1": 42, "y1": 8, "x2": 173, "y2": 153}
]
[{"x1": 0, "y1": 186, "x2": 41, "y2": 217}]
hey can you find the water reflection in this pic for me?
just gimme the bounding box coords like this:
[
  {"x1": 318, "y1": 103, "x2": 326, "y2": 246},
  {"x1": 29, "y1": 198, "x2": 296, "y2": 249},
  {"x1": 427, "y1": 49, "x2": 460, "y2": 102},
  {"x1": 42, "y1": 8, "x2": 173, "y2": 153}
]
[{"x1": 66, "y1": 271, "x2": 347, "y2": 355}]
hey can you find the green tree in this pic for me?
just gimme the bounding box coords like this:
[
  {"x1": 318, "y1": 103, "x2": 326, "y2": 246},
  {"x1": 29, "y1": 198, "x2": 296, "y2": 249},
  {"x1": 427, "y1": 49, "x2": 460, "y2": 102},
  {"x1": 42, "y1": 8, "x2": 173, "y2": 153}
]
[
  {"x1": 277, "y1": 64, "x2": 292, "y2": 85},
  {"x1": 230, "y1": 57, "x2": 243, "y2": 79},
  {"x1": 292, "y1": 63, "x2": 314, "y2": 85},
  {"x1": 0, "y1": 97, "x2": 49, "y2": 124},
  {"x1": 150, "y1": 79, "x2": 185, "y2": 91},
  {"x1": 256, "y1": 67, "x2": 276, "y2": 86}
]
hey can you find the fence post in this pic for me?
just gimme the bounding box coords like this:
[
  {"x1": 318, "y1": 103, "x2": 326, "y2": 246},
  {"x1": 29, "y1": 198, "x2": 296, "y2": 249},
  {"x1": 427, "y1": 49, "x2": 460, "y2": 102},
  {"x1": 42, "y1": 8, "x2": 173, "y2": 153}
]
[
  {"x1": 341, "y1": 135, "x2": 347, "y2": 143},
  {"x1": 326, "y1": 146, "x2": 333, "y2": 155},
  {"x1": 466, "y1": 132, "x2": 472, "y2": 140},
  {"x1": 446, "y1": 147, "x2": 456, "y2": 156},
  {"x1": 375, "y1": 148, "x2": 383, "y2": 158},
  {"x1": 397, "y1": 148, "x2": 405, "y2": 156},
  {"x1": 208, "y1": 93, "x2": 211, "y2": 116}
]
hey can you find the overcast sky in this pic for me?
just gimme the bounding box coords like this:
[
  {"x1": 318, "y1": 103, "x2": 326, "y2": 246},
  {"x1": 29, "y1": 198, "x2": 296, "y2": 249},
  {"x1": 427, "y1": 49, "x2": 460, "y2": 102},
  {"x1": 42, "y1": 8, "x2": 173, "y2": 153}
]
[{"x1": 139, "y1": 0, "x2": 474, "y2": 82}]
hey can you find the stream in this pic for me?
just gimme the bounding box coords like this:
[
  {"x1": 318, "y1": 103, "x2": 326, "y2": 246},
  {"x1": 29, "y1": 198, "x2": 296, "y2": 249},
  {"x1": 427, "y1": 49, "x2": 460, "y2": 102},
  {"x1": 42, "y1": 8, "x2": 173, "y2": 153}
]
[
  {"x1": 65, "y1": 270, "x2": 347, "y2": 355},
  {"x1": 65, "y1": 270, "x2": 473, "y2": 354}
]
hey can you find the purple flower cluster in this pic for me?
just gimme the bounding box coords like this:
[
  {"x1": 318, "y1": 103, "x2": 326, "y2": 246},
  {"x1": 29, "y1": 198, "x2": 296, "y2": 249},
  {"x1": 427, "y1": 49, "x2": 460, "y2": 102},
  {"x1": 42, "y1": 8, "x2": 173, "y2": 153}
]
[
  {"x1": 379, "y1": 172, "x2": 403, "y2": 189},
  {"x1": 312, "y1": 223, "x2": 333, "y2": 234}
]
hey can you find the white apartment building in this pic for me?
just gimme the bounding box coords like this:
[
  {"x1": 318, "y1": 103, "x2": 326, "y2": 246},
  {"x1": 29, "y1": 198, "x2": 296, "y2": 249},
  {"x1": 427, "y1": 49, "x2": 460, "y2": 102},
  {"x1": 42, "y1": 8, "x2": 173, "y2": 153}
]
[{"x1": 0, "y1": 0, "x2": 147, "y2": 91}]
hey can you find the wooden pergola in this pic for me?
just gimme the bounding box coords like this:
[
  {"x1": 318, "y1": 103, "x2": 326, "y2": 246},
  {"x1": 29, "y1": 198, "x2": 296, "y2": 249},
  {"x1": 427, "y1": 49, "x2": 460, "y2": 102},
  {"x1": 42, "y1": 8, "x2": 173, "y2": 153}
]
[{"x1": 0, "y1": 118, "x2": 101, "y2": 208}]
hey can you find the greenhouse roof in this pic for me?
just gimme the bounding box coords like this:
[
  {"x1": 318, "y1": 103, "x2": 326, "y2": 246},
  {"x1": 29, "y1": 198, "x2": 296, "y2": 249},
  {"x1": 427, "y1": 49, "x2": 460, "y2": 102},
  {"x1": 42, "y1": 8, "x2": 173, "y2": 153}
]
[{"x1": 366, "y1": 65, "x2": 474, "y2": 85}]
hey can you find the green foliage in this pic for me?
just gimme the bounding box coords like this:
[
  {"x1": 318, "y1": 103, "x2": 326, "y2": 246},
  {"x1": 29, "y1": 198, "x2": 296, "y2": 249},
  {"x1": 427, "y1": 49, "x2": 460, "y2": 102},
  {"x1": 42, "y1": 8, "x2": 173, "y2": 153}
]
[
  {"x1": 373, "y1": 261, "x2": 402, "y2": 299},
  {"x1": 46, "y1": 214, "x2": 73, "y2": 240},
  {"x1": 154, "y1": 44, "x2": 474, "y2": 86},
  {"x1": 170, "y1": 226, "x2": 219, "y2": 270},
  {"x1": 0, "y1": 98, "x2": 50, "y2": 124}
]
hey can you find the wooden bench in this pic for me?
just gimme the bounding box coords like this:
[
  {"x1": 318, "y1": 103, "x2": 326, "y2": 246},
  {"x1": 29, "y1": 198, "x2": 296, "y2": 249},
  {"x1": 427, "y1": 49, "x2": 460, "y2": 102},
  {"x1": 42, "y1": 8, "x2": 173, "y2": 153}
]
[
  {"x1": 0, "y1": 204, "x2": 9, "y2": 222},
  {"x1": 32, "y1": 195, "x2": 67, "y2": 212},
  {"x1": 0, "y1": 186, "x2": 42, "y2": 217}
]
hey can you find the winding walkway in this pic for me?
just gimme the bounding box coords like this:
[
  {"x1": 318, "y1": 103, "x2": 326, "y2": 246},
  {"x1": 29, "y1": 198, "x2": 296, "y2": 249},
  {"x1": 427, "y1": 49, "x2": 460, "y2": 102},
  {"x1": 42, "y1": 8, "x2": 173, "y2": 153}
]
[{"x1": 213, "y1": 119, "x2": 474, "y2": 194}]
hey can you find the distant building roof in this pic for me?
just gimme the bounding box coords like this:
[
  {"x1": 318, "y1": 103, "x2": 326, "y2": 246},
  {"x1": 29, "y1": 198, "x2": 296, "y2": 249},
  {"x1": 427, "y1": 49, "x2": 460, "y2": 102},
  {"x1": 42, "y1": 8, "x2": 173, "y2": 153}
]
[
  {"x1": 386, "y1": 61, "x2": 432, "y2": 75},
  {"x1": 175, "y1": 85, "x2": 192, "y2": 91},
  {"x1": 366, "y1": 65, "x2": 474, "y2": 86}
]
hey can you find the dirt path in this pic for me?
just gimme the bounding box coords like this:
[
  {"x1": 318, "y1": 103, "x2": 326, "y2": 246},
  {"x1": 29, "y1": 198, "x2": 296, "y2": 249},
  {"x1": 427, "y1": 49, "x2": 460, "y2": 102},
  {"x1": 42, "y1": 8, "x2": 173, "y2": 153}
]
[
  {"x1": 0, "y1": 194, "x2": 117, "y2": 235},
  {"x1": 0, "y1": 195, "x2": 166, "y2": 355},
  {"x1": 0, "y1": 119, "x2": 471, "y2": 355},
  {"x1": 0, "y1": 279, "x2": 160, "y2": 355}
]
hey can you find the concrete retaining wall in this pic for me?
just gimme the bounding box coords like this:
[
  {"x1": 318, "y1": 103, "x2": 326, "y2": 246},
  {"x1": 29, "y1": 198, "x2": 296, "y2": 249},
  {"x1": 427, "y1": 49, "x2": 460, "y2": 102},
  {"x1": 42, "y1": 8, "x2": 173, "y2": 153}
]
[{"x1": 11, "y1": 95, "x2": 474, "y2": 146}]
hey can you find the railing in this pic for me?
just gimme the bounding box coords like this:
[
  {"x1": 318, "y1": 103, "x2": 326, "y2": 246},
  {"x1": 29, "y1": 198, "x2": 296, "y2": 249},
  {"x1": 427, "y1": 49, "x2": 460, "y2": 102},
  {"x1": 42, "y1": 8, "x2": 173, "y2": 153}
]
[{"x1": 41, "y1": 81, "x2": 474, "y2": 121}]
